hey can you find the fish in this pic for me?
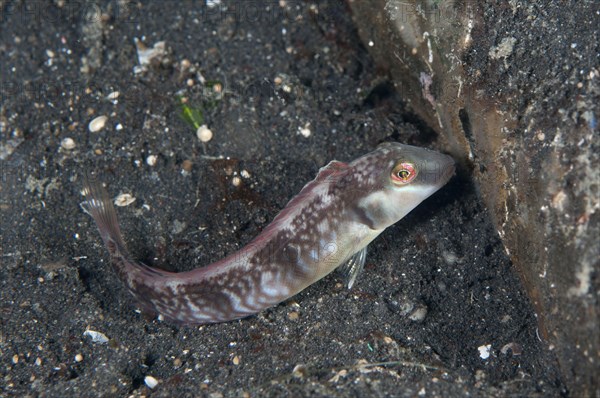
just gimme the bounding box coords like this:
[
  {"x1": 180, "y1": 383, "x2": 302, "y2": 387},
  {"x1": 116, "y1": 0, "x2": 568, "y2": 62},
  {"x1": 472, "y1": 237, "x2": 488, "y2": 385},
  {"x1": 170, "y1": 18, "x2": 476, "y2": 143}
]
[{"x1": 82, "y1": 142, "x2": 455, "y2": 325}]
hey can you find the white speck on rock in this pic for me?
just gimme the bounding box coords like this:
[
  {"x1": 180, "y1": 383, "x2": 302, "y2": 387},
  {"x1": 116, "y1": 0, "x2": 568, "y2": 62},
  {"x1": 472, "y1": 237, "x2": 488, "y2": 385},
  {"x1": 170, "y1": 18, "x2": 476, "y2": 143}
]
[{"x1": 489, "y1": 37, "x2": 517, "y2": 60}]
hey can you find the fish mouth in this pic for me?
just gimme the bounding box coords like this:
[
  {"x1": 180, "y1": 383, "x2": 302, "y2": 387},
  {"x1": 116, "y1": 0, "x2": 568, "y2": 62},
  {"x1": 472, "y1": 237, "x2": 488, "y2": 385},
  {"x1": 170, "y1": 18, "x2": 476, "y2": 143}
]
[{"x1": 440, "y1": 156, "x2": 456, "y2": 185}]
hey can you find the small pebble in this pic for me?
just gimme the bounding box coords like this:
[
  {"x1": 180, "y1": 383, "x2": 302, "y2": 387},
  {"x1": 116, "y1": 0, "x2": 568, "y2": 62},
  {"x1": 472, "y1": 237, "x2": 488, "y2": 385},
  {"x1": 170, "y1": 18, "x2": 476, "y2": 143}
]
[
  {"x1": 88, "y1": 115, "x2": 108, "y2": 132},
  {"x1": 240, "y1": 170, "x2": 250, "y2": 178},
  {"x1": 232, "y1": 176, "x2": 242, "y2": 187},
  {"x1": 232, "y1": 355, "x2": 240, "y2": 365},
  {"x1": 206, "y1": 0, "x2": 221, "y2": 8},
  {"x1": 115, "y1": 193, "x2": 136, "y2": 207},
  {"x1": 146, "y1": 155, "x2": 158, "y2": 166},
  {"x1": 12, "y1": 354, "x2": 19, "y2": 364},
  {"x1": 551, "y1": 190, "x2": 568, "y2": 211},
  {"x1": 196, "y1": 125, "x2": 213, "y2": 142},
  {"x1": 106, "y1": 91, "x2": 120, "y2": 100},
  {"x1": 537, "y1": 131, "x2": 545, "y2": 141},
  {"x1": 500, "y1": 342, "x2": 523, "y2": 356},
  {"x1": 292, "y1": 364, "x2": 307, "y2": 378},
  {"x1": 75, "y1": 354, "x2": 83, "y2": 362},
  {"x1": 182, "y1": 159, "x2": 194, "y2": 172},
  {"x1": 35, "y1": 357, "x2": 42, "y2": 366},
  {"x1": 287, "y1": 311, "x2": 299, "y2": 320},
  {"x1": 298, "y1": 124, "x2": 311, "y2": 138},
  {"x1": 144, "y1": 375, "x2": 159, "y2": 389},
  {"x1": 61, "y1": 137, "x2": 76, "y2": 150},
  {"x1": 180, "y1": 59, "x2": 191, "y2": 70},
  {"x1": 408, "y1": 304, "x2": 428, "y2": 322},
  {"x1": 83, "y1": 330, "x2": 109, "y2": 344}
]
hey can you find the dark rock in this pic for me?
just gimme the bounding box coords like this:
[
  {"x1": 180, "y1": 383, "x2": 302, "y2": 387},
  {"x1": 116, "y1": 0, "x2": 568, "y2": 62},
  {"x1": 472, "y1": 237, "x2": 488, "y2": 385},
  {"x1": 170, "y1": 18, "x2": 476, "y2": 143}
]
[{"x1": 349, "y1": 1, "x2": 599, "y2": 395}]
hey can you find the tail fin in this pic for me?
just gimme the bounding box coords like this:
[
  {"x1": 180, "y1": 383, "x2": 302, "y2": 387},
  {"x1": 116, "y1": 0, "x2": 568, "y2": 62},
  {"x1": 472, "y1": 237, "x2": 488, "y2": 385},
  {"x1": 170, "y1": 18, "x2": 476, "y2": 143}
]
[{"x1": 82, "y1": 174, "x2": 128, "y2": 253}]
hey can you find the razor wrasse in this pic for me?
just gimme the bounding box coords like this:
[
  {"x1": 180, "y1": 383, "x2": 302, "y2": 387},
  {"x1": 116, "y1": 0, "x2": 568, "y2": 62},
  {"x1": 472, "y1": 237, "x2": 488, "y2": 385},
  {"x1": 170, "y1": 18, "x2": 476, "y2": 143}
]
[{"x1": 83, "y1": 142, "x2": 455, "y2": 325}]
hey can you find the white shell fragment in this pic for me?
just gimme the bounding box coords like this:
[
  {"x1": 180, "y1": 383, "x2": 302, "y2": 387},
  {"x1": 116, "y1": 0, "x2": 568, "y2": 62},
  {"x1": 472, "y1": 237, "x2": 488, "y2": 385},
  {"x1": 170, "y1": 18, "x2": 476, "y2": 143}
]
[
  {"x1": 83, "y1": 330, "x2": 109, "y2": 344},
  {"x1": 196, "y1": 125, "x2": 213, "y2": 142},
  {"x1": 135, "y1": 38, "x2": 166, "y2": 67},
  {"x1": 408, "y1": 304, "x2": 428, "y2": 322},
  {"x1": 478, "y1": 344, "x2": 492, "y2": 360},
  {"x1": 206, "y1": 0, "x2": 221, "y2": 8},
  {"x1": 61, "y1": 137, "x2": 76, "y2": 150},
  {"x1": 146, "y1": 154, "x2": 158, "y2": 166},
  {"x1": 144, "y1": 375, "x2": 159, "y2": 389},
  {"x1": 298, "y1": 123, "x2": 311, "y2": 138},
  {"x1": 89, "y1": 115, "x2": 108, "y2": 132},
  {"x1": 114, "y1": 193, "x2": 136, "y2": 207}
]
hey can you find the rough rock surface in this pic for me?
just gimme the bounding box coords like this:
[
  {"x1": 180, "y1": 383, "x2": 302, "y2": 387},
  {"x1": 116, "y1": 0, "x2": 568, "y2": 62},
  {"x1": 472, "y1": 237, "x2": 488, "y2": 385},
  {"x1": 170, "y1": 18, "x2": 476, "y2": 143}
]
[{"x1": 348, "y1": 0, "x2": 598, "y2": 395}]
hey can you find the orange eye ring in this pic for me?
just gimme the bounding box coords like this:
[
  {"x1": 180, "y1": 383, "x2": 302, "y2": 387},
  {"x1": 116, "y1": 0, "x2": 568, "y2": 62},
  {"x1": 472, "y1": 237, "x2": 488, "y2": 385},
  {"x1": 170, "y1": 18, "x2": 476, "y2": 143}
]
[{"x1": 391, "y1": 162, "x2": 417, "y2": 184}]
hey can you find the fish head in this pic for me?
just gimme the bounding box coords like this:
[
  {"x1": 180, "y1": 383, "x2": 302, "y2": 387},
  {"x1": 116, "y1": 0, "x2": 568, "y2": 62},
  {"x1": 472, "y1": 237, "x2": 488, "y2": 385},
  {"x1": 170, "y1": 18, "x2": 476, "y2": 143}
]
[{"x1": 352, "y1": 142, "x2": 455, "y2": 231}]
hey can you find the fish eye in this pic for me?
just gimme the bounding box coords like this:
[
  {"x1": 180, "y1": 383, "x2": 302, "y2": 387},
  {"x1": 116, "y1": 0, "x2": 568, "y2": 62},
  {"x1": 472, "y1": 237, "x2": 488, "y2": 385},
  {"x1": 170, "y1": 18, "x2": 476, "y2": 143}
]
[{"x1": 391, "y1": 162, "x2": 417, "y2": 185}]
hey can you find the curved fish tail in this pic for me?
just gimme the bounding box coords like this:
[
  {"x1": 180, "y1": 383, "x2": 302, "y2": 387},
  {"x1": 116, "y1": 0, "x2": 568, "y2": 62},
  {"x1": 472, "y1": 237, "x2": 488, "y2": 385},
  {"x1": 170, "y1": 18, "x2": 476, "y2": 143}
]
[{"x1": 82, "y1": 174, "x2": 128, "y2": 254}]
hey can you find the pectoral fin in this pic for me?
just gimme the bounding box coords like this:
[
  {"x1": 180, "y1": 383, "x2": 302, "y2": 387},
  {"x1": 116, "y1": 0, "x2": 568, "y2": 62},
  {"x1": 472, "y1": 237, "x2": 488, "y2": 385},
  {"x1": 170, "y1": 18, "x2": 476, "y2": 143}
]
[{"x1": 341, "y1": 247, "x2": 367, "y2": 289}]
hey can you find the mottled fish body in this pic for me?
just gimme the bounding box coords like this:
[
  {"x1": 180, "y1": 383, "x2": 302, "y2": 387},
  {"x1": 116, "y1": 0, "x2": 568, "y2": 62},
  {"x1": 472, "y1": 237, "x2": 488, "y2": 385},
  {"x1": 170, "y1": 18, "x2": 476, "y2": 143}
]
[{"x1": 83, "y1": 142, "x2": 455, "y2": 324}]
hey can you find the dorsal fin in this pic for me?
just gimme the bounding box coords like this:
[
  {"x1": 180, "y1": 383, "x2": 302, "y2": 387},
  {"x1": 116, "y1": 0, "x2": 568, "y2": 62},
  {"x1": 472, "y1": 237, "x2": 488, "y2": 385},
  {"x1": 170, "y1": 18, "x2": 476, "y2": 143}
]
[
  {"x1": 261, "y1": 160, "x2": 349, "y2": 231},
  {"x1": 313, "y1": 160, "x2": 349, "y2": 182}
]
